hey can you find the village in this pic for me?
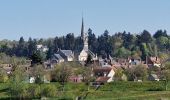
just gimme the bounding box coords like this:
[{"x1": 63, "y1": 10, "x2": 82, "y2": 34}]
[{"x1": 0, "y1": 17, "x2": 170, "y2": 99}]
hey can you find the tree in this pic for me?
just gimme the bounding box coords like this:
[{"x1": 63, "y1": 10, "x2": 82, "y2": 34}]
[
  {"x1": 32, "y1": 64, "x2": 45, "y2": 84},
  {"x1": 88, "y1": 28, "x2": 98, "y2": 53},
  {"x1": 28, "y1": 37, "x2": 37, "y2": 57},
  {"x1": 16, "y1": 37, "x2": 27, "y2": 57},
  {"x1": 31, "y1": 51, "x2": 44, "y2": 65},
  {"x1": 140, "y1": 43, "x2": 150, "y2": 60},
  {"x1": 154, "y1": 30, "x2": 168, "y2": 39},
  {"x1": 41, "y1": 84, "x2": 56, "y2": 97},
  {"x1": 140, "y1": 30, "x2": 152, "y2": 43},
  {"x1": 53, "y1": 36, "x2": 59, "y2": 52},
  {"x1": 114, "y1": 69, "x2": 124, "y2": 81},
  {"x1": 53, "y1": 63, "x2": 72, "y2": 85},
  {"x1": 46, "y1": 40, "x2": 54, "y2": 59},
  {"x1": 8, "y1": 66, "x2": 27, "y2": 99},
  {"x1": 0, "y1": 68, "x2": 8, "y2": 82},
  {"x1": 156, "y1": 36, "x2": 169, "y2": 51},
  {"x1": 115, "y1": 47, "x2": 131, "y2": 58},
  {"x1": 85, "y1": 54, "x2": 93, "y2": 66},
  {"x1": 27, "y1": 84, "x2": 41, "y2": 98},
  {"x1": 109, "y1": 35, "x2": 123, "y2": 56},
  {"x1": 65, "y1": 33, "x2": 75, "y2": 50},
  {"x1": 162, "y1": 70, "x2": 170, "y2": 90},
  {"x1": 126, "y1": 64, "x2": 147, "y2": 81}
]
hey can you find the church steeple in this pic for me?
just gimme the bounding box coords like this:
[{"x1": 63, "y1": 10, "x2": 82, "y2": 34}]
[{"x1": 81, "y1": 17, "x2": 84, "y2": 38}]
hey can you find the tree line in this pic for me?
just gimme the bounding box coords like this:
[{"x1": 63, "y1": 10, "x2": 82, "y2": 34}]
[{"x1": 0, "y1": 29, "x2": 170, "y2": 60}]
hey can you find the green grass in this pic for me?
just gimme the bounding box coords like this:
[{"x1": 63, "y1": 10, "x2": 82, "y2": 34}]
[{"x1": 0, "y1": 81, "x2": 170, "y2": 100}]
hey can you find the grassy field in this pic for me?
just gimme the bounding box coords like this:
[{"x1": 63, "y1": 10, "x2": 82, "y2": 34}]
[{"x1": 1, "y1": 81, "x2": 170, "y2": 100}]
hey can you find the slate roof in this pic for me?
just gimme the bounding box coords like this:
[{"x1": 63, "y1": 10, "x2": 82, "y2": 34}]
[
  {"x1": 54, "y1": 54, "x2": 64, "y2": 61},
  {"x1": 60, "y1": 50, "x2": 74, "y2": 58}
]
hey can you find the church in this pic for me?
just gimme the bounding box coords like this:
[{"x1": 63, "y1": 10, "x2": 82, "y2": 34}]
[
  {"x1": 78, "y1": 18, "x2": 97, "y2": 62},
  {"x1": 51, "y1": 17, "x2": 97, "y2": 64}
]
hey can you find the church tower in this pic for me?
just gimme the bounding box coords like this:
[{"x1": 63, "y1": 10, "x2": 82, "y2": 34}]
[
  {"x1": 78, "y1": 17, "x2": 97, "y2": 62},
  {"x1": 81, "y1": 17, "x2": 88, "y2": 51},
  {"x1": 78, "y1": 17, "x2": 89, "y2": 61}
]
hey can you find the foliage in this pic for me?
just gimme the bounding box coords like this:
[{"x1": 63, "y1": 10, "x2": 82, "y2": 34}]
[
  {"x1": 41, "y1": 84, "x2": 56, "y2": 97},
  {"x1": 115, "y1": 47, "x2": 131, "y2": 58},
  {"x1": 8, "y1": 66, "x2": 27, "y2": 99},
  {"x1": 27, "y1": 84, "x2": 41, "y2": 98},
  {"x1": 0, "y1": 29, "x2": 169, "y2": 61},
  {"x1": 32, "y1": 64, "x2": 45, "y2": 84},
  {"x1": 52, "y1": 63, "x2": 72, "y2": 84},
  {"x1": 31, "y1": 51, "x2": 44, "y2": 65},
  {"x1": 0, "y1": 68, "x2": 8, "y2": 82},
  {"x1": 114, "y1": 69, "x2": 124, "y2": 81},
  {"x1": 126, "y1": 64, "x2": 147, "y2": 81}
]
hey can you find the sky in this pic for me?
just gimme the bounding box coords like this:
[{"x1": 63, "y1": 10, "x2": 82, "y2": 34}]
[{"x1": 0, "y1": 0, "x2": 170, "y2": 40}]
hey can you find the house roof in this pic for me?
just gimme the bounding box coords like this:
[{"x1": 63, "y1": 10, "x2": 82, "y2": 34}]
[
  {"x1": 60, "y1": 50, "x2": 74, "y2": 58},
  {"x1": 93, "y1": 67, "x2": 112, "y2": 73},
  {"x1": 96, "y1": 77, "x2": 110, "y2": 82},
  {"x1": 54, "y1": 54, "x2": 64, "y2": 61},
  {"x1": 3, "y1": 67, "x2": 12, "y2": 72},
  {"x1": 150, "y1": 74, "x2": 159, "y2": 79},
  {"x1": 149, "y1": 57, "x2": 161, "y2": 64}
]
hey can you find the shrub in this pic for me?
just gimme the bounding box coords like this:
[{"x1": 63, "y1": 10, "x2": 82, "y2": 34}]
[
  {"x1": 41, "y1": 84, "x2": 56, "y2": 97},
  {"x1": 27, "y1": 84, "x2": 41, "y2": 98}
]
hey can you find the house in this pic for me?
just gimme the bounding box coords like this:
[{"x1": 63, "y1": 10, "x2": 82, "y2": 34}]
[
  {"x1": 93, "y1": 67, "x2": 115, "y2": 83},
  {"x1": 146, "y1": 56, "x2": 161, "y2": 67},
  {"x1": 69, "y1": 75, "x2": 83, "y2": 83},
  {"x1": 3, "y1": 66, "x2": 12, "y2": 74},
  {"x1": 112, "y1": 58, "x2": 129, "y2": 69},
  {"x1": 52, "y1": 49, "x2": 74, "y2": 63},
  {"x1": 44, "y1": 61, "x2": 54, "y2": 69},
  {"x1": 98, "y1": 57, "x2": 112, "y2": 68},
  {"x1": 52, "y1": 54, "x2": 65, "y2": 63}
]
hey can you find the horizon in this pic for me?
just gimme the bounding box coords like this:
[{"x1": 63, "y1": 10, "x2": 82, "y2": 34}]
[{"x1": 0, "y1": 0, "x2": 170, "y2": 40}]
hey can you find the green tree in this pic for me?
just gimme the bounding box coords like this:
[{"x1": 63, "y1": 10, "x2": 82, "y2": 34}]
[
  {"x1": 154, "y1": 30, "x2": 168, "y2": 38},
  {"x1": 114, "y1": 69, "x2": 124, "y2": 81},
  {"x1": 85, "y1": 54, "x2": 93, "y2": 66},
  {"x1": 32, "y1": 64, "x2": 45, "y2": 84},
  {"x1": 126, "y1": 64, "x2": 147, "y2": 81},
  {"x1": 27, "y1": 84, "x2": 41, "y2": 98},
  {"x1": 8, "y1": 66, "x2": 27, "y2": 99},
  {"x1": 53, "y1": 63, "x2": 72, "y2": 85},
  {"x1": 115, "y1": 47, "x2": 131, "y2": 58},
  {"x1": 31, "y1": 51, "x2": 43, "y2": 65},
  {"x1": 156, "y1": 36, "x2": 169, "y2": 51},
  {"x1": 0, "y1": 68, "x2": 8, "y2": 82},
  {"x1": 65, "y1": 33, "x2": 75, "y2": 50},
  {"x1": 162, "y1": 70, "x2": 170, "y2": 90},
  {"x1": 140, "y1": 30, "x2": 152, "y2": 43},
  {"x1": 41, "y1": 84, "x2": 56, "y2": 97},
  {"x1": 28, "y1": 37, "x2": 37, "y2": 57}
]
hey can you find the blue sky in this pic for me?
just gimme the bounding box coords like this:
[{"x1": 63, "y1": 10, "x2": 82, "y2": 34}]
[{"x1": 0, "y1": 0, "x2": 170, "y2": 40}]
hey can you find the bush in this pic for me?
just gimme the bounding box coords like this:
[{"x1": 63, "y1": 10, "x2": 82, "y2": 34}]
[
  {"x1": 27, "y1": 84, "x2": 41, "y2": 98},
  {"x1": 41, "y1": 84, "x2": 56, "y2": 97}
]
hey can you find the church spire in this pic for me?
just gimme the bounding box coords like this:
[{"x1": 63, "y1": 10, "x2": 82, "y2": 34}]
[{"x1": 81, "y1": 17, "x2": 84, "y2": 38}]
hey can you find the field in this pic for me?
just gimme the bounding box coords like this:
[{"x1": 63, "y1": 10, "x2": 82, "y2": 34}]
[{"x1": 1, "y1": 81, "x2": 170, "y2": 100}]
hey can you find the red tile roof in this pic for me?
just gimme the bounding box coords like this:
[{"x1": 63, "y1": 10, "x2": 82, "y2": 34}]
[{"x1": 93, "y1": 67, "x2": 112, "y2": 73}]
